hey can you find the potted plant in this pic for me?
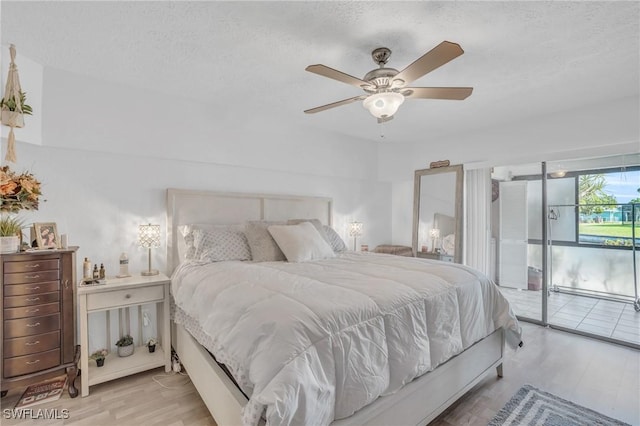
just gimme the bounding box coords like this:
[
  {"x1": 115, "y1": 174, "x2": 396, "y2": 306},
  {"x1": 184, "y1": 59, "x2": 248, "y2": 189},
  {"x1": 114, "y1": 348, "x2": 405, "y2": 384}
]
[
  {"x1": 115, "y1": 335, "x2": 134, "y2": 357},
  {"x1": 90, "y1": 349, "x2": 108, "y2": 367},
  {"x1": 146, "y1": 338, "x2": 157, "y2": 353},
  {"x1": 0, "y1": 215, "x2": 23, "y2": 253},
  {"x1": 1, "y1": 91, "x2": 32, "y2": 128}
]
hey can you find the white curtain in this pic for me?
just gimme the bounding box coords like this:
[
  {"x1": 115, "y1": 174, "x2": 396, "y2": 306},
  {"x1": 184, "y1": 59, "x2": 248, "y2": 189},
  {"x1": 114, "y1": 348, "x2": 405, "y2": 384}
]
[{"x1": 464, "y1": 167, "x2": 492, "y2": 275}]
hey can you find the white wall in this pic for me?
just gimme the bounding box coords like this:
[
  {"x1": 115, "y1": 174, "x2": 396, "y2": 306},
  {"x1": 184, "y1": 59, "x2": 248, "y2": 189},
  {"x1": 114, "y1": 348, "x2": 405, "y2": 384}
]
[
  {"x1": 3, "y1": 67, "x2": 391, "y2": 353},
  {"x1": 383, "y1": 96, "x2": 640, "y2": 246}
]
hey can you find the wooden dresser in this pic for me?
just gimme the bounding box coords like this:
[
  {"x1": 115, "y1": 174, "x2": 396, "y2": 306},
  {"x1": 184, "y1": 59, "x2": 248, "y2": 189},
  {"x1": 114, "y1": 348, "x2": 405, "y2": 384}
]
[{"x1": 1, "y1": 248, "x2": 80, "y2": 398}]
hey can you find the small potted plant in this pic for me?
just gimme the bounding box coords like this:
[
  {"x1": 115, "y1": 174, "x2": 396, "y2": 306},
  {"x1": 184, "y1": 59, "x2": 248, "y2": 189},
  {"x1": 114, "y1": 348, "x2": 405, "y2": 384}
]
[
  {"x1": 0, "y1": 215, "x2": 23, "y2": 254},
  {"x1": 90, "y1": 349, "x2": 108, "y2": 367},
  {"x1": 1, "y1": 90, "x2": 33, "y2": 128},
  {"x1": 115, "y1": 335, "x2": 134, "y2": 357},
  {"x1": 146, "y1": 337, "x2": 157, "y2": 353}
]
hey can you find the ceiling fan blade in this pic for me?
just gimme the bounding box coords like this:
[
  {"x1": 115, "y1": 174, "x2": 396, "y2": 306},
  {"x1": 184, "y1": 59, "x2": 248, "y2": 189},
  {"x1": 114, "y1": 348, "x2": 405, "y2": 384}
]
[
  {"x1": 306, "y1": 64, "x2": 373, "y2": 89},
  {"x1": 393, "y1": 41, "x2": 465, "y2": 86},
  {"x1": 403, "y1": 87, "x2": 473, "y2": 100},
  {"x1": 304, "y1": 95, "x2": 367, "y2": 114},
  {"x1": 377, "y1": 116, "x2": 394, "y2": 124}
]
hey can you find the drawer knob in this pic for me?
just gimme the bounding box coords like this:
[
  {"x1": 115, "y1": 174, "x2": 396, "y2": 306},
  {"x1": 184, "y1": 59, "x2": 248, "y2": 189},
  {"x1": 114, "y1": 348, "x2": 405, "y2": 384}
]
[
  {"x1": 25, "y1": 297, "x2": 41, "y2": 302},
  {"x1": 25, "y1": 274, "x2": 41, "y2": 279},
  {"x1": 25, "y1": 308, "x2": 40, "y2": 314},
  {"x1": 25, "y1": 340, "x2": 40, "y2": 346},
  {"x1": 125, "y1": 294, "x2": 132, "y2": 299},
  {"x1": 26, "y1": 359, "x2": 41, "y2": 365},
  {"x1": 26, "y1": 286, "x2": 41, "y2": 291},
  {"x1": 26, "y1": 322, "x2": 41, "y2": 328},
  {"x1": 26, "y1": 264, "x2": 40, "y2": 269}
]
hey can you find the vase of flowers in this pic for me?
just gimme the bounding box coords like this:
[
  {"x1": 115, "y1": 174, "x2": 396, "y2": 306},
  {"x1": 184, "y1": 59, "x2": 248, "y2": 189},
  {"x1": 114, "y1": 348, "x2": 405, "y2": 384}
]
[
  {"x1": 115, "y1": 335, "x2": 134, "y2": 357},
  {"x1": 90, "y1": 349, "x2": 108, "y2": 367}
]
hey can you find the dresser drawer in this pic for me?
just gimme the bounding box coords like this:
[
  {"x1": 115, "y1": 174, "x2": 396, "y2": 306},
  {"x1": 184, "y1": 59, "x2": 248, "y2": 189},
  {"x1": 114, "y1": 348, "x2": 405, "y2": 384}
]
[
  {"x1": 4, "y1": 292, "x2": 60, "y2": 308},
  {"x1": 3, "y1": 280, "x2": 60, "y2": 297},
  {"x1": 4, "y1": 270, "x2": 60, "y2": 285},
  {"x1": 4, "y1": 349, "x2": 60, "y2": 378},
  {"x1": 4, "y1": 302, "x2": 60, "y2": 320},
  {"x1": 4, "y1": 313, "x2": 60, "y2": 338},
  {"x1": 3, "y1": 259, "x2": 59, "y2": 274},
  {"x1": 4, "y1": 330, "x2": 60, "y2": 358},
  {"x1": 87, "y1": 285, "x2": 164, "y2": 311}
]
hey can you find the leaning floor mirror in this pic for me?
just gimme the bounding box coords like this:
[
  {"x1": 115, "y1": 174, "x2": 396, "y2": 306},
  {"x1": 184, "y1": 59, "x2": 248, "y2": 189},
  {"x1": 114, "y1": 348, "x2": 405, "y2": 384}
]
[{"x1": 412, "y1": 164, "x2": 463, "y2": 263}]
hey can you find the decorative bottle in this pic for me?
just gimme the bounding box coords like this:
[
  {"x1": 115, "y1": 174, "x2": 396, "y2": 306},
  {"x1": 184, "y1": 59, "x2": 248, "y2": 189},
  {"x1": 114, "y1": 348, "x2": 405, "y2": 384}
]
[
  {"x1": 118, "y1": 252, "x2": 130, "y2": 277},
  {"x1": 83, "y1": 257, "x2": 92, "y2": 280},
  {"x1": 93, "y1": 264, "x2": 99, "y2": 279},
  {"x1": 99, "y1": 263, "x2": 106, "y2": 279}
]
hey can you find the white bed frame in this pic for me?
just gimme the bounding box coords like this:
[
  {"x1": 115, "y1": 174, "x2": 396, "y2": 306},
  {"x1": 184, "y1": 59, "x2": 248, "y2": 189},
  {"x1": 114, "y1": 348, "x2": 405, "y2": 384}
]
[{"x1": 167, "y1": 188, "x2": 504, "y2": 426}]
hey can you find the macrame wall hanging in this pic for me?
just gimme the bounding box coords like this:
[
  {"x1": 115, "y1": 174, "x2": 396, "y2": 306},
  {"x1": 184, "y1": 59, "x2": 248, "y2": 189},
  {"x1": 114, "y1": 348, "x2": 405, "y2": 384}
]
[{"x1": 1, "y1": 44, "x2": 33, "y2": 163}]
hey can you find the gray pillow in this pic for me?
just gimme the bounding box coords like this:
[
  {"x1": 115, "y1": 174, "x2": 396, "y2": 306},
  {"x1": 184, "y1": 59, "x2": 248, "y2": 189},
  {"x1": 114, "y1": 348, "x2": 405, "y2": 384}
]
[
  {"x1": 245, "y1": 221, "x2": 286, "y2": 262},
  {"x1": 192, "y1": 228, "x2": 251, "y2": 262},
  {"x1": 322, "y1": 225, "x2": 347, "y2": 253}
]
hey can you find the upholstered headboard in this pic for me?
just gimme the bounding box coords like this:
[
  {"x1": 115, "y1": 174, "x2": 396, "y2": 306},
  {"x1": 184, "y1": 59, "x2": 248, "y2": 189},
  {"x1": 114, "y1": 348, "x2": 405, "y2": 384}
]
[{"x1": 166, "y1": 189, "x2": 333, "y2": 274}]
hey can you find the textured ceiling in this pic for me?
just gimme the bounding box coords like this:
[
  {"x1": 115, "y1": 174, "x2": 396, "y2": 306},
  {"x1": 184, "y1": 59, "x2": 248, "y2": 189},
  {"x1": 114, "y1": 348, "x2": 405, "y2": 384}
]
[{"x1": 1, "y1": 1, "x2": 639, "y2": 144}]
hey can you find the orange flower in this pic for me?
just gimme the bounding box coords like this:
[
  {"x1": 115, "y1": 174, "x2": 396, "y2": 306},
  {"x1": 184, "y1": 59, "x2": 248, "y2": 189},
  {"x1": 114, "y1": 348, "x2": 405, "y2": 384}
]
[{"x1": 0, "y1": 181, "x2": 17, "y2": 196}]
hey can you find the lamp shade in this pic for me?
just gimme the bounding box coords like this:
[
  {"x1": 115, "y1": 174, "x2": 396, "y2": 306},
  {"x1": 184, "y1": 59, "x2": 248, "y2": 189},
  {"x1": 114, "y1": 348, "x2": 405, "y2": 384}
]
[
  {"x1": 139, "y1": 224, "x2": 161, "y2": 249},
  {"x1": 349, "y1": 221, "x2": 363, "y2": 237},
  {"x1": 362, "y1": 92, "x2": 405, "y2": 119},
  {"x1": 429, "y1": 228, "x2": 440, "y2": 239}
]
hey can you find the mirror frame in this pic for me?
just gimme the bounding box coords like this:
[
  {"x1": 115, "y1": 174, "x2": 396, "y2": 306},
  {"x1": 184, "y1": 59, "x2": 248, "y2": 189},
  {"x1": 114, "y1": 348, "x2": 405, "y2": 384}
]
[{"x1": 412, "y1": 164, "x2": 464, "y2": 263}]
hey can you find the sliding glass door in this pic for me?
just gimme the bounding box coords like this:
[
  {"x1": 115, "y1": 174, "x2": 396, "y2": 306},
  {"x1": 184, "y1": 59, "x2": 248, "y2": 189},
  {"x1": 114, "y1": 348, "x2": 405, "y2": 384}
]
[{"x1": 493, "y1": 154, "x2": 640, "y2": 348}]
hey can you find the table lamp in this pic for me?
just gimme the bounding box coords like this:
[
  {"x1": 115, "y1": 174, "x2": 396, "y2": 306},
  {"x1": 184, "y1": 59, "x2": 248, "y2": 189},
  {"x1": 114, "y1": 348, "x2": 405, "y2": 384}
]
[
  {"x1": 349, "y1": 221, "x2": 363, "y2": 251},
  {"x1": 139, "y1": 223, "x2": 161, "y2": 276}
]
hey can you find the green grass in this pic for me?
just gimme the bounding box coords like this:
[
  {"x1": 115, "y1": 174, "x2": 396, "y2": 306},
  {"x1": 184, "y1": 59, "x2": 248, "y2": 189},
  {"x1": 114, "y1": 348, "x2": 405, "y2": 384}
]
[{"x1": 579, "y1": 222, "x2": 636, "y2": 238}]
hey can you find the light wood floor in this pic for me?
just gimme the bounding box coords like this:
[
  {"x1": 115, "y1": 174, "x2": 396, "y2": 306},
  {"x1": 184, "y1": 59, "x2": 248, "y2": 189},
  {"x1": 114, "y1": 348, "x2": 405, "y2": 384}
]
[{"x1": 1, "y1": 323, "x2": 638, "y2": 425}]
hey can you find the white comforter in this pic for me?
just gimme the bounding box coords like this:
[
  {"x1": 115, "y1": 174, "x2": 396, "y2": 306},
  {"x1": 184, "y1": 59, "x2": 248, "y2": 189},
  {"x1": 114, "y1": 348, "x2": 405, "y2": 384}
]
[{"x1": 171, "y1": 252, "x2": 521, "y2": 426}]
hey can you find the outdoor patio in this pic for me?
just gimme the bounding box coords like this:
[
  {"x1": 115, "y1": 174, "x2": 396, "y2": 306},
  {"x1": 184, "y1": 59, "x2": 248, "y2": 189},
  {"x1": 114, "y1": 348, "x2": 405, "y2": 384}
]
[{"x1": 500, "y1": 287, "x2": 640, "y2": 346}]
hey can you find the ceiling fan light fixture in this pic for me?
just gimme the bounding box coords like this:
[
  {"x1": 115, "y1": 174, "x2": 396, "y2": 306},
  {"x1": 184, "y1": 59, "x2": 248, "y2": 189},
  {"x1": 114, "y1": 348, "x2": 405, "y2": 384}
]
[{"x1": 362, "y1": 92, "x2": 405, "y2": 119}]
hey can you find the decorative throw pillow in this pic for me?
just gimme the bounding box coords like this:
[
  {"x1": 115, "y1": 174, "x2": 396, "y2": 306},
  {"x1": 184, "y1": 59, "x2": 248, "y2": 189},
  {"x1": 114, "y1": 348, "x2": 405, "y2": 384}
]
[
  {"x1": 287, "y1": 219, "x2": 331, "y2": 245},
  {"x1": 267, "y1": 222, "x2": 335, "y2": 262},
  {"x1": 192, "y1": 227, "x2": 251, "y2": 262},
  {"x1": 322, "y1": 225, "x2": 347, "y2": 253},
  {"x1": 244, "y1": 221, "x2": 286, "y2": 262}
]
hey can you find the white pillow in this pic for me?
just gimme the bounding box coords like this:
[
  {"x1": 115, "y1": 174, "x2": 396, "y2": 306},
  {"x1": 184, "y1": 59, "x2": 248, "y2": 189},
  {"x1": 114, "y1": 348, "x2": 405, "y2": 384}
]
[{"x1": 267, "y1": 222, "x2": 335, "y2": 262}]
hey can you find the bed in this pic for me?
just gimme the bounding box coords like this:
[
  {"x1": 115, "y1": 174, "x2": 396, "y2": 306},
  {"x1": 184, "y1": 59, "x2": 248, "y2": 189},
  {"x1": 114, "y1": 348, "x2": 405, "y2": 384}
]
[{"x1": 167, "y1": 189, "x2": 521, "y2": 426}]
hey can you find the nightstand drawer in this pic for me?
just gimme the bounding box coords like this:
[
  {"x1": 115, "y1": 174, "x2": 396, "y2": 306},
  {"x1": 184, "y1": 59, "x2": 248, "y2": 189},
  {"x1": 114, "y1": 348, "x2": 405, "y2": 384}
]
[
  {"x1": 4, "y1": 302, "x2": 60, "y2": 320},
  {"x1": 4, "y1": 331, "x2": 60, "y2": 358},
  {"x1": 4, "y1": 259, "x2": 59, "y2": 274},
  {"x1": 4, "y1": 292, "x2": 60, "y2": 308},
  {"x1": 4, "y1": 313, "x2": 61, "y2": 338},
  {"x1": 86, "y1": 285, "x2": 164, "y2": 311},
  {"x1": 4, "y1": 270, "x2": 60, "y2": 285},
  {"x1": 3, "y1": 280, "x2": 60, "y2": 296},
  {"x1": 4, "y1": 349, "x2": 60, "y2": 378}
]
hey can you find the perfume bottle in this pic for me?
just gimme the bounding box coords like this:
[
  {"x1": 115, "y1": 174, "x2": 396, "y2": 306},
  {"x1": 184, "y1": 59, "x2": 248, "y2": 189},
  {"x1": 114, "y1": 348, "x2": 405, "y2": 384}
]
[
  {"x1": 92, "y1": 264, "x2": 99, "y2": 279},
  {"x1": 83, "y1": 257, "x2": 92, "y2": 280},
  {"x1": 99, "y1": 263, "x2": 105, "y2": 279}
]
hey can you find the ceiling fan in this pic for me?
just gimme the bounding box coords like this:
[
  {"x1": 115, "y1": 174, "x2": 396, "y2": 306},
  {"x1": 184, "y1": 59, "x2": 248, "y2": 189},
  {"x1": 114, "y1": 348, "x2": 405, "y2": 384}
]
[{"x1": 304, "y1": 41, "x2": 473, "y2": 123}]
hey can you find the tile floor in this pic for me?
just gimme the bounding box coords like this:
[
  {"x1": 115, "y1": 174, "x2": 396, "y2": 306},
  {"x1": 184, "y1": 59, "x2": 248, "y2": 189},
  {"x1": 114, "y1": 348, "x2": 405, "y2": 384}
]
[{"x1": 500, "y1": 287, "x2": 640, "y2": 346}]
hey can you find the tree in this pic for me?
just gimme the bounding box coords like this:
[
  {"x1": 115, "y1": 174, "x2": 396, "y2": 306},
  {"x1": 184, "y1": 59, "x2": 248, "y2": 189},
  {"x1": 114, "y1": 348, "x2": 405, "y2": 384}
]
[{"x1": 579, "y1": 174, "x2": 617, "y2": 216}]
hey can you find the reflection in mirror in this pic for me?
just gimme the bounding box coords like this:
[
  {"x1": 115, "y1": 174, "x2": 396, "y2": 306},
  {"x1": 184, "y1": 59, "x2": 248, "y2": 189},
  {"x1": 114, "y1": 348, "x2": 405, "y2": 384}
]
[{"x1": 412, "y1": 165, "x2": 463, "y2": 263}]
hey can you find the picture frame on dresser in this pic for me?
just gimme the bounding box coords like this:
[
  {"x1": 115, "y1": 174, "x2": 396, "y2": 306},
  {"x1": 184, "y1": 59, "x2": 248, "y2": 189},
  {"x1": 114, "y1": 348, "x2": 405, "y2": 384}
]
[{"x1": 33, "y1": 222, "x2": 60, "y2": 249}]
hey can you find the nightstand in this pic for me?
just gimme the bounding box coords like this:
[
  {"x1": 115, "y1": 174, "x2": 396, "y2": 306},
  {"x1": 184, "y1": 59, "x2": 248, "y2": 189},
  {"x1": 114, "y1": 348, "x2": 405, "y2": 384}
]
[
  {"x1": 416, "y1": 252, "x2": 454, "y2": 263},
  {"x1": 77, "y1": 273, "x2": 171, "y2": 397}
]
